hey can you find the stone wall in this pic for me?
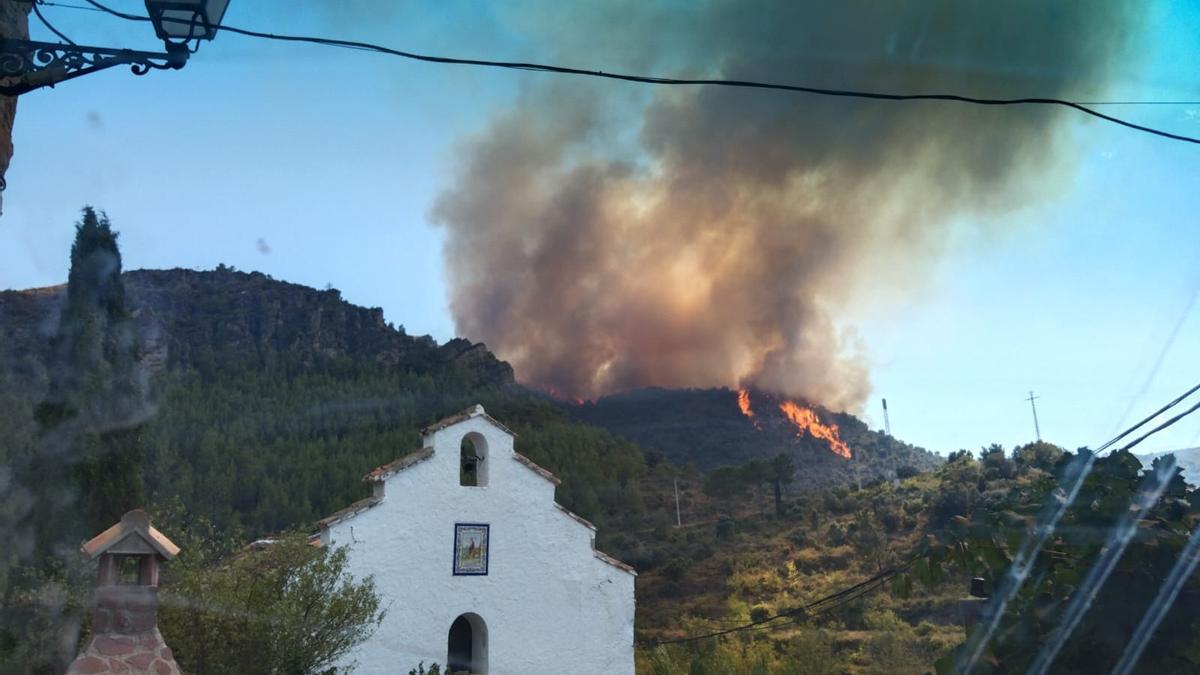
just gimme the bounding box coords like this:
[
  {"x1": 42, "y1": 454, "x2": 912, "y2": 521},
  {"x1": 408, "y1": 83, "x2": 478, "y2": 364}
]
[
  {"x1": 67, "y1": 587, "x2": 183, "y2": 675},
  {"x1": 0, "y1": 0, "x2": 31, "y2": 214},
  {"x1": 65, "y1": 628, "x2": 182, "y2": 675}
]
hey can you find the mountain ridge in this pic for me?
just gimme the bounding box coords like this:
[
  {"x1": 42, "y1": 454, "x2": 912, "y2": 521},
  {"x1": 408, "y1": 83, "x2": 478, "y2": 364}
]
[
  {"x1": 1, "y1": 267, "x2": 939, "y2": 493},
  {"x1": 0, "y1": 266, "x2": 515, "y2": 390}
]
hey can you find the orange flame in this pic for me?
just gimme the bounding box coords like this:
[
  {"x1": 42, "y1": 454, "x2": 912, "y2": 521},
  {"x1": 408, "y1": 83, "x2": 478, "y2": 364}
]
[
  {"x1": 737, "y1": 389, "x2": 763, "y2": 429},
  {"x1": 778, "y1": 400, "x2": 852, "y2": 459},
  {"x1": 737, "y1": 389, "x2": 754, "y2": 418}
]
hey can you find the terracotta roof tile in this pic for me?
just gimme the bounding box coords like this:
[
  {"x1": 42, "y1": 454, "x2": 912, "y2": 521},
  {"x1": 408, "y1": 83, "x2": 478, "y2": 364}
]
[
  {"x1": 420, "y1": 404, "x2": 517, "y2": 438},
  {"x1": 80, "y1": 509, "x2": 180, "y2": 561},
  {"x1": 556, "y1": 502, "x2": 596, "y2": 530},
  {"x1": 594, "y1": 549, "x2": 637, "y2": 576},
  {"x1": 513, "y1": 452, "x2": 561, "y2": 485},
  {"x1": 316, "y1": 495, "x2": 383, "y2": 529},
  {"x1": 363, "y1": 447, "x2": 435, "y2": 483}
]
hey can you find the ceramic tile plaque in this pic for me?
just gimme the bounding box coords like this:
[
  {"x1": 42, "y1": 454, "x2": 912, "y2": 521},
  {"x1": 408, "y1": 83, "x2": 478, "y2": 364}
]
[{"x1": 453, "y1": 523, "x2": 489, "y2": 575}]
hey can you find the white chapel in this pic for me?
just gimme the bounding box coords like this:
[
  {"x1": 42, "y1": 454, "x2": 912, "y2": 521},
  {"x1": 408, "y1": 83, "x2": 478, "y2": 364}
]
[{"x1": 315, "y1": 405, "x2": 637, "y2": 675}]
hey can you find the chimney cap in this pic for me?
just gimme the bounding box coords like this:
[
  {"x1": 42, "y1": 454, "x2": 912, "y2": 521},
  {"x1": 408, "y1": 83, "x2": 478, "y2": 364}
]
[{"x1": 80, "y1": 509, "x2": 181, "y2": 561}]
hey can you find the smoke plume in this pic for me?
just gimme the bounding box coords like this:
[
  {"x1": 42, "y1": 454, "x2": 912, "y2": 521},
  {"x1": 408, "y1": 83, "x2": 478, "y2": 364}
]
[{"x1": 433, "y1": 0, "x2": 1139, "y2": 410}]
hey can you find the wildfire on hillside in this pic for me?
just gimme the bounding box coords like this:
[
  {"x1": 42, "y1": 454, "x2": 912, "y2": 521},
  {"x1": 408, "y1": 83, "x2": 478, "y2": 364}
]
[
  {"x1": 737, "y1": 389, "x2": 754, "y2": 417},
  {"x1": 736, "y1": 388, "x2": 761, "y2": 429},
  {"x1": 542, "y1": 385, "x2": 587, "y2": 406},
  {"x1": 734, "y1": 389, "x2": 849, "y2": 456},
  {"x1": 779, "y1": 400, "x2": 852, "y2": 459},
  {"x1": 736, "y1": 389, "x2": 851, "y2": 460}
]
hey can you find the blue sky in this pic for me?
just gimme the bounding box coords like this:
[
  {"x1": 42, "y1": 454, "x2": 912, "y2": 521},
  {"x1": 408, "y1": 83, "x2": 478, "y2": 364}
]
[{"x1": 2, "y1": 1, "x2": 1198, "y2": 456}]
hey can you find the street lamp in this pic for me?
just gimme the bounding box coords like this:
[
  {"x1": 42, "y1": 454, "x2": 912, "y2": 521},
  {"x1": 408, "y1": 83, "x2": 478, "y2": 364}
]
[
  {"x1": 0, "y1": 0, "x2": 230, "y2": 97},
  {"x1": 144, "y1": 0, "x2": 229, "y2": 42}
]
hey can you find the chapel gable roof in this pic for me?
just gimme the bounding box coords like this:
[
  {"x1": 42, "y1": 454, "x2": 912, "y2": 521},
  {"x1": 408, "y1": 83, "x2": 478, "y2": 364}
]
[
  {"x1": 317, "y1": 406, "x2": 636, "y2": 576},
  {"x1": 514, "y1": 452, "x2": 561, "y2": 485},
  {"x1": 81, "y1": 509, "x2": 180, "y2": 561},
  {"x1": 594, "y1": 549, "x2": 636, "y2": 575},
  {"x1": 420, "y1": 404, "x2": 516, "y2": 438},
  {"x1": 363, "y1": 447, "x2": 434, "y2": 483},
  {"x1": 316, "y1": 495, "x2": 383, "y2": 529}
]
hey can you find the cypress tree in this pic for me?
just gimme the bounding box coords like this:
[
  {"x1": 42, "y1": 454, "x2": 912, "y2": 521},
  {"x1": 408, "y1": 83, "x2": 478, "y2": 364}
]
[
  {"x1": 31, "y1": 207, "x2": 147, "y2": 550},
  {"x1": 3, "y1": 208, "x2": 149, "y2": 672}
]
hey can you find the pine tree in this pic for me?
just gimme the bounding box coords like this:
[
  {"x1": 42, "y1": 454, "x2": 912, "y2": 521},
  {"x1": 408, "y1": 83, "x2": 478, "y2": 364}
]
[{"x1": 771, "y1": 453, "x2": 796, "y2": 515}]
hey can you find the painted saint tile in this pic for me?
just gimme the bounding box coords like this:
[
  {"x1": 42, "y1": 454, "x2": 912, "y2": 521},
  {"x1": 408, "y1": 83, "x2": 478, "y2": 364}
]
[{"x1": 453, "y1": 523, "x2": 489, "y2": 575}]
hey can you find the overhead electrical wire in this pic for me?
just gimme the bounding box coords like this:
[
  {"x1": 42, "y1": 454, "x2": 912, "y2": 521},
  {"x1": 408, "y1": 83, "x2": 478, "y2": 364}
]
[
  {"x1": 31, "y1": 0, "x2": 76, "y2": 45},
  {"x1": 640, "y1": 563, "x2": 908, "y2": 646},
  {"x1": 1098, "y1": 381, "x2": 1200, "y2": 456},
  {"x1": 47, "y1": 0, "x2": 1198, "y2": 146},
  {"x1": 1108, "y1": 398, "x2": 1200, "y2": 456}
]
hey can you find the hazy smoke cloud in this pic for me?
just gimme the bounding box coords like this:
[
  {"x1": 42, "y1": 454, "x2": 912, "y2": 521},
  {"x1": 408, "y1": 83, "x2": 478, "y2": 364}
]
[{"x1": 433, "y1": 0, "x2": 1139, "y2": 410}]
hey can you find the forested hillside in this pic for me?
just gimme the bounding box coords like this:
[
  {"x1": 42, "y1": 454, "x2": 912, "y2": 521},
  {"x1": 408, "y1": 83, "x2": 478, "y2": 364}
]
[
  {"x1": 1, "y1": 267, "x2": 940, "y2": 544},
  {"x1": 0, "y1": 267, "x2": 645, "y2": 545},
  {"x1": 6, "y1": 259, "x2": 1200, "y2": 674},
  {"x1": 632, "y1": 443, "x2": 1200, "y2": 674}
]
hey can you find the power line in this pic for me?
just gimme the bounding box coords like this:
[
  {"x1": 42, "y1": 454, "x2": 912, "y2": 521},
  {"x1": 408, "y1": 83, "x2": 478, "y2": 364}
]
[
  {"x1": 641, "y1": 563, "x2": 908, "y2": 646},
  {"x1": 1098, "y1": 381, "x2": 1200, "y2": 455},
  {"x1": 31, "y1": 1, "x2": 75, "y2": 45},
  {"x1": 1108, "y1": 398, "x2": 1200, "y2": 456},
  {"x1": 65, "y1": 0, "x2": 1200, "y2": 146},
  {"x1": 1108, "y1": 245, "x2": 1200, "y2": 438},
  {"x1": 1075, "y1": 101, "x2": 1200, "y2": 106},
  {"x1": 1027, "y1": 391, "x2": 1042, "y2": 442}
]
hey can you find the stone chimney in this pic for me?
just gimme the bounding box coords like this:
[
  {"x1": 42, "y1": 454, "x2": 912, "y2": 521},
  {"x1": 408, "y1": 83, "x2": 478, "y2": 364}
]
[{"x1": 66, "y1": 509, "x2": 184, "y2": 675}]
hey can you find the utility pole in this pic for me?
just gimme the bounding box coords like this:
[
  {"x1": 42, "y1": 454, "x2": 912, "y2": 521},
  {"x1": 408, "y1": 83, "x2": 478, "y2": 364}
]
[
  {"x1": 673, "y1": 479, "x2": 682, "y2": 527},
  {"x1": 882, "y1": 398, "x2": 892, "y2": 436},
  {"x1": 1027, "y1": 391, "x2": 1042, "y2": 442}
]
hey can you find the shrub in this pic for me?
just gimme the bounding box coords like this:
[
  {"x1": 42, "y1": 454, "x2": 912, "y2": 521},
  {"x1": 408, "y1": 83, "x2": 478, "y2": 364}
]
[{"x1": 715, "y1": 518, "x2": 736, "y2": 540}]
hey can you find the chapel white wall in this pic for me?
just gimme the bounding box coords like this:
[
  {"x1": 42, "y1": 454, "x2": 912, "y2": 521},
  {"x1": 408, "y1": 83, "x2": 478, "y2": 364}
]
[{"x1": 323, "y1": 413, "x2": 635, "y2": 675}]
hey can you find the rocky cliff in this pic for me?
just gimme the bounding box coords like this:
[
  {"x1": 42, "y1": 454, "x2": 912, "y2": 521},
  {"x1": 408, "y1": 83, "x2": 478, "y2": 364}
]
[{"x1": 0, "y1": 267, "x2": 516, "y2": 390}]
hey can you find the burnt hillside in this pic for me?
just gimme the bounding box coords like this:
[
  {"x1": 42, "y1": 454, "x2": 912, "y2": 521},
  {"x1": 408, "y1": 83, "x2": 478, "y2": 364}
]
[{"x1": 572, "y1": 387, "x2": 941, "y2": 489}]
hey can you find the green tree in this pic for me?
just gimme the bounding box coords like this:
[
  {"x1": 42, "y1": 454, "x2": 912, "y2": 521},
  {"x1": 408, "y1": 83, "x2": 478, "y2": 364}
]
[
  {"x1": 159, "y1": 533, "x2": 385, "y2": 675},
  {"x1": 909, "y1": 450, "x2": 1200, "y2": 674},
  {"x1": 30, "y1": 207, "x2": 147, "y2": 546},
  {"x1": 4, "y1": 208, "x2": 149, "y2": 674},
  {"x1": 770, "y1": 453, "x2": 796, "y2": 515},
  {"x1": 739, "y1": 458, "x2": 773, "y2": 516},
  {"x1": 1012, "y1": 440, "x2": 1065, "y2": 472},
  {"x1": 704, "y1": 466, "x2": 750, "y2": 500},
  {"x1": 979, "y1": 443, "x2": 1013, "y2": 480}
]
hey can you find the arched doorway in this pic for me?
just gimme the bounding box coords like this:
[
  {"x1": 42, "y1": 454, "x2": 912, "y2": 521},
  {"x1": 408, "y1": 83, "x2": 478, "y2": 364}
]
[{"x1": 447, "y1": 613, "x2": 488, "y2": 673}]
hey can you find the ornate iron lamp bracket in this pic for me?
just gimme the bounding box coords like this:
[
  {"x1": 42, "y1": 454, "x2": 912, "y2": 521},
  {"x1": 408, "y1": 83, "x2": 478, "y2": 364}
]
[{"x1": 0, "y1": 39, "x2": 188, "y2": 96}]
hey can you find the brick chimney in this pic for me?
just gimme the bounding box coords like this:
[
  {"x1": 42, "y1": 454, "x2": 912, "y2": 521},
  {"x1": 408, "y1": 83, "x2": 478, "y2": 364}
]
[{"x1": 66, "y1": 509, "x2": 184, "y2": 675}]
